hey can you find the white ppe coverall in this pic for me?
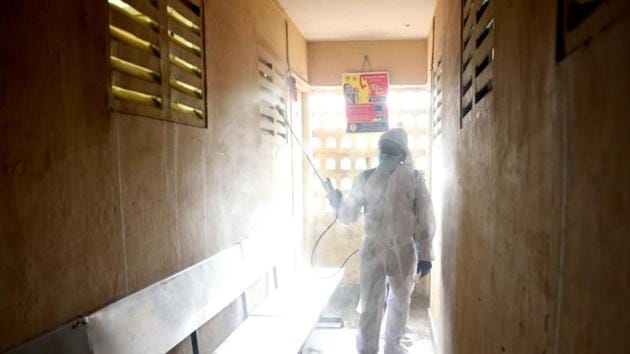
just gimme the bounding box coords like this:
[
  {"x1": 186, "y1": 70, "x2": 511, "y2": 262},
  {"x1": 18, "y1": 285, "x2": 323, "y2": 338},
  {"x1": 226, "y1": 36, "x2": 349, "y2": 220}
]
[{"x1": 337, "y1": 129, "x2": 435, "y2": 354}]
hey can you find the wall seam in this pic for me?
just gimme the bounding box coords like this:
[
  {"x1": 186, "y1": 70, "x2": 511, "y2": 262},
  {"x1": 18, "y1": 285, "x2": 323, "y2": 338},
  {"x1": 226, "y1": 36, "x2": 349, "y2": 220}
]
[
  {"x1": 552, "y1": 63, "x2": 571, "y2": 354},
  {"x1": 202, "y1": 135, "x2": 209, "y2": 257},
  {"x1": 174, "y1": 126, "x2": 181, "y2": 269},
  {"x1": 115, "y1": 117, "x2": 130, "y2": 293},
  {"x1": 428, "y1": 306, "x2": 441, "y2": 354}
]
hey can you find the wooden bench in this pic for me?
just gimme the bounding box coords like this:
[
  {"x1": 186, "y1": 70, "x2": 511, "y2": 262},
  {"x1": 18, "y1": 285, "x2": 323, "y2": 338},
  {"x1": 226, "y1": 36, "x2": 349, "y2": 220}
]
[
  {"x1": 213, "y1": 268, "x2": 342, "y2": 354},
  {"x1": 7, "y1": 236, "x2": 342, "y2": 354}
]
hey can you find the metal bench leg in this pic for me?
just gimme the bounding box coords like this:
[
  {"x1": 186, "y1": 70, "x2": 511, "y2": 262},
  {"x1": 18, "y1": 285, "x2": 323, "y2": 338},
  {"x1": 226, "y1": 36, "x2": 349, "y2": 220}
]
[
  {"x1": 190, "y1": 330, "x2": 200, "y2": 354},
  {"x1": 240, "y1": 292, "x2": 249, "y2": 319}
]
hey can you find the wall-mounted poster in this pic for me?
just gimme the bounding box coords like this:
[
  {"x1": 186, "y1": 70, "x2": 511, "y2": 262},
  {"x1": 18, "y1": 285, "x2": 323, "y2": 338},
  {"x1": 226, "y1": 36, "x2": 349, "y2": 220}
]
[{"x1": 342, "y1": 72, "x2": 389, "y2": 133}]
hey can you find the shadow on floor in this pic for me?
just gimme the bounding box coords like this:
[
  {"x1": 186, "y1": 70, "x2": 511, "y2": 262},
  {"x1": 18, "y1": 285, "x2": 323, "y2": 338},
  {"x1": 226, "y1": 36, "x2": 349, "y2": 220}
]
[{"x1": 301, "y1": 284, "x2": 435, "y2": 354}]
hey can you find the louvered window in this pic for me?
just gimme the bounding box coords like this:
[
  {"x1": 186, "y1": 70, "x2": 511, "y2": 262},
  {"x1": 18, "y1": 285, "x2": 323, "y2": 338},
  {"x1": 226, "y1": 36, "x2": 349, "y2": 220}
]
[
  {"x1": 432, "y1": 58, "x2": 443, "y2": 139},
  {"x1": 461, "y1": 0, "x2": 494, "y2": 125},
  {"x1": 109, "y1": 0, "x2": 206, "y2": 127},
  {"x1": 557, "y1": 0, "x2": 629, "y2": 59},
  {"x1": 258, "y1": 54, "x2": 289, "y2": 142}
]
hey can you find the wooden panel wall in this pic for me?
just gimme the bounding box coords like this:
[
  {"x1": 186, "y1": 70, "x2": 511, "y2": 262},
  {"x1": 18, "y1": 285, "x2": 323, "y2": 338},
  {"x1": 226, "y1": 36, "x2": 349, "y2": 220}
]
[
  {"x1": 288, "y1": 20, "x2": 309, "y2": 81},
  {"x1": 0, "y1": 0, "x2": 309, "y2": 351},
  {"x1": 429, "y1": 0, "x2": 630, "y2": 353},
  {"x1": 308, "y1": 40, "x2": 428, "y2": 86}
]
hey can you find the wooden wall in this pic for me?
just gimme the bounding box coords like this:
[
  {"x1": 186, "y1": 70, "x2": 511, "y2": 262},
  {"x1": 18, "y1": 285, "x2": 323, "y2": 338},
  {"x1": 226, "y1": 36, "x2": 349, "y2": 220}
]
[
  {"x1": 308, "y1": 39, "x2": 428, "y2": 86},
  {"x1": 0, "y1": 0, "x2": 308, "y2": 351},
  {"x1": 429, "y1": 0, "x2": 630, "y2": 353}
]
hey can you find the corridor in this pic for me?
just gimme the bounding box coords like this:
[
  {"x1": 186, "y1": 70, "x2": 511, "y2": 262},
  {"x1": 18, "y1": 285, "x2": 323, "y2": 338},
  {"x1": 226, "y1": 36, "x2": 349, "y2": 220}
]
[{"x1": 1, "y1": 0, "x2": 629, "y2": 353}]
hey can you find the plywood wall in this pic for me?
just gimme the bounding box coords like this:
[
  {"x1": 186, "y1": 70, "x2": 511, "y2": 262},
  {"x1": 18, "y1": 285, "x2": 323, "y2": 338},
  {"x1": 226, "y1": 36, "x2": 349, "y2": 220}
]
[
  {"x1": 429, "y1": 0, "x2": 630, "y2": 353},
  {"x1": 288, "y1": 20, "x2": 309, "y2": 81},
  {"x1": 0, "y1": 0, "x2": 309, "y2": 351},
  {"x1": 308, "y1": 40, "x2": 428, "y2": 86}
]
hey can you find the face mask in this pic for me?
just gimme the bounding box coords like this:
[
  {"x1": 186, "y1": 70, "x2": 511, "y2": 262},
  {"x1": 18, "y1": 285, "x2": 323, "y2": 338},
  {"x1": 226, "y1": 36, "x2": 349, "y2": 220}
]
[{"x1": 379, "y1": 152, "x2": 403, "y2": 173}]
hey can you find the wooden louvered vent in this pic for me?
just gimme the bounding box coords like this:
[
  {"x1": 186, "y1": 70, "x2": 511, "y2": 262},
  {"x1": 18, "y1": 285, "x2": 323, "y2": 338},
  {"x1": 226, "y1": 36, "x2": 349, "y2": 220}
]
[
  {"x1": 461, "y1": 0, "x2": 494, "y2": 125},
  {"x1": 109, "y1": 0, "x2": 206, "y2": 127},
  {"x1": 432, "y1": 58, "x2": 443, "y2": 139},
  {"x1": 258, "y1": 55, "x2": 289, "y2": 142},
  {"x1": 557, "y1": 0, "x2": 629, "y2": 59}
]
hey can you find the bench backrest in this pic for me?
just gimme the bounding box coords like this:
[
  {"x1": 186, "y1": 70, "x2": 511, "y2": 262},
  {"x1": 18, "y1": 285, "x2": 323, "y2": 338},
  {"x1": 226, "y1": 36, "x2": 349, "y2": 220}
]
[{"x1": 8, "y1": 236, "x2": 283, "y2": 354}]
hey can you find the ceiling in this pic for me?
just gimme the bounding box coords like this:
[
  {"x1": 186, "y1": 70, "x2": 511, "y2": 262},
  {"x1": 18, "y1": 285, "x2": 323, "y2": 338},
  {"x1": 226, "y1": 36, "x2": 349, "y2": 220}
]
[{"x1": 279, "y1": 0, "x2": 436, "y2": 41}]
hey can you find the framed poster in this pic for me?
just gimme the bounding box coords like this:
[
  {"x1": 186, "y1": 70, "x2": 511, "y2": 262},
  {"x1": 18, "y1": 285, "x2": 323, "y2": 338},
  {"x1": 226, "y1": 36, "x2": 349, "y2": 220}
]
[{"x1": 342, "y1": 72, "x2": 390, "y2": 133}]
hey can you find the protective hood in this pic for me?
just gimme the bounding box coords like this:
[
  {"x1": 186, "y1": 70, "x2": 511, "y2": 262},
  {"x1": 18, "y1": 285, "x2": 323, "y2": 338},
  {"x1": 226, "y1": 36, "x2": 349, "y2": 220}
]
[{"x1": 378, "y1": 128, "x2": 413, "y2": 167}]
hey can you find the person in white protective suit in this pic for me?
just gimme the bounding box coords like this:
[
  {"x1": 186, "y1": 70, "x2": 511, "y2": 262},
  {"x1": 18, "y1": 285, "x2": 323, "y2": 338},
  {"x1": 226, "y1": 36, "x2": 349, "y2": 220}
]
[{"x1": 324, "y1": 128, "x2": 436, "y2": 354}]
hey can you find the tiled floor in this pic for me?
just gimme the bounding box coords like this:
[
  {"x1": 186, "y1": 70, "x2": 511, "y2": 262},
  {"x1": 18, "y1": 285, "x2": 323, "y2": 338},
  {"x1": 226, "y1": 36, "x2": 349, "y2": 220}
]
[{"x1": 301, "y1": 286, "x2": 435, "y2": 354}]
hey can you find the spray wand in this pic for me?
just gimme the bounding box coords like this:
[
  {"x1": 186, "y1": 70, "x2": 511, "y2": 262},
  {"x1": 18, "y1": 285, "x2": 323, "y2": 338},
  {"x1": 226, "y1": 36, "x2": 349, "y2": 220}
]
[
  {"x1": 274, "y1": 105, "x2": 328, "y2": 190},
  {"x1": 275, "y1": 106, "x2": 358, "y2": 278}
]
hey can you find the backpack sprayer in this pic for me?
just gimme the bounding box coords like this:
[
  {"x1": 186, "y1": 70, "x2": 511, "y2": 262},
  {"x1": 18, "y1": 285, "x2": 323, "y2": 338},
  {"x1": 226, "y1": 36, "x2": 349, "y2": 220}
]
[{"x1": 275, "y1": 106, "x2": 358, "y2": 278}]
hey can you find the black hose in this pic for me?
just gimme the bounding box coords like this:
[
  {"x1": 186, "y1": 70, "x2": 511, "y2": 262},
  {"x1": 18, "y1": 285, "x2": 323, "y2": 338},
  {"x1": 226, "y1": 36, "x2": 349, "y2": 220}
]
[
  {"x1": 310, "y1": 215, "x2": 359, "y2": 279},
  {"x1": 273, "y1": 105, "x2": 360, "y2": 278}
]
